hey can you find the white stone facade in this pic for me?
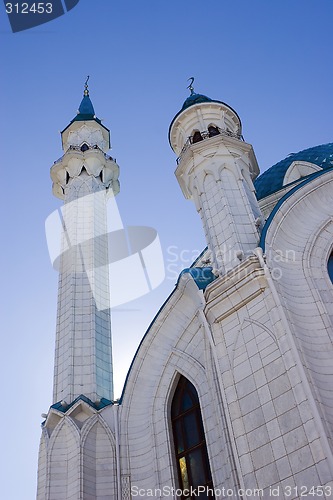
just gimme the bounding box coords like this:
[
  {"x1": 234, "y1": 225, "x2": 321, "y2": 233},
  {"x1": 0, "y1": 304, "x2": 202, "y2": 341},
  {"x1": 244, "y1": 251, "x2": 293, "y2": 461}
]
[{"x1": 37, "y1": 91, "x2": 333, "y2": 499}]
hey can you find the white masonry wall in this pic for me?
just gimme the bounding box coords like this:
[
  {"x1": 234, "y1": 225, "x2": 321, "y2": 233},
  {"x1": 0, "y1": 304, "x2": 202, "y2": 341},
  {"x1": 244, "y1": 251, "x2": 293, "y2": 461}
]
[
  {"x1": 264, "y1": 169, "x2": 333, "y2": 452},
  {"x1": 206, "y1": 256, "x2": 333, "y2": 497},
  {"x1": 121, "y1": 252, "x2": 333, "y2": 498}
]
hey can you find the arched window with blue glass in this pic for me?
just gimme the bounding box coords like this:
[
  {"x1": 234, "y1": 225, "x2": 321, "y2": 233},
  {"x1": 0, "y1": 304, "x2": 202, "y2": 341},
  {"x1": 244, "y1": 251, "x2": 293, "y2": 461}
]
[
  {"x1": 171, "y1": 375, "x2": 215, "y2": 498},
  {"x1": 328, "y1": 251, "x2": 333, "y2": 283}
]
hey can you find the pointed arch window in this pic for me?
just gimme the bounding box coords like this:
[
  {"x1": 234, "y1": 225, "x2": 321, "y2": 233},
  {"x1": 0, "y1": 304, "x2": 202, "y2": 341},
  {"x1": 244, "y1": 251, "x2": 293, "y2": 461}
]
[
  {"x1": 171, "y1": 376, "x2": 214, "y2": 498},
  {"x1": 192, "y1": 131, "x2": 203, "y2": 144},
  {"x1": 328, "y1": 252, "x2": 333, "y2": 283},
  {"x1": 208, "y1": 125, "x2": 220, "y2": 137}
]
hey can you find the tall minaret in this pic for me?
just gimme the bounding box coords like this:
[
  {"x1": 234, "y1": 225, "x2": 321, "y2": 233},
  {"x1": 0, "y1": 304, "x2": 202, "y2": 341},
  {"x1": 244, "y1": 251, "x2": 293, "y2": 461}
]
[
  {"x1": 37, "y1": 82, "x2": 120, "y2": 500},
  {"x1": 169, "y1": 81, "x2": 263, "y2": 273},
  {"x1": 50, "y1": 79, "x2": 119, "y2": 405}
]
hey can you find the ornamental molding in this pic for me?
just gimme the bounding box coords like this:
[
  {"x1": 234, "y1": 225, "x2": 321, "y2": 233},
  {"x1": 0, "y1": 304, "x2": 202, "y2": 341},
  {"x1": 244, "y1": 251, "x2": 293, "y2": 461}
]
[{"x1": 204, "y1": 256, "x2": 266, "y2": 323}]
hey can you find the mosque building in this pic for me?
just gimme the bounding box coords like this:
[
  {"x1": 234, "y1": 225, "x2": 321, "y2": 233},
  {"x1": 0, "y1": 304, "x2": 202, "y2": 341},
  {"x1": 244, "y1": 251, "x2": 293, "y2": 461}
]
[{"x1": 37, "y1": 80, "x2": 333, "y2": 499}]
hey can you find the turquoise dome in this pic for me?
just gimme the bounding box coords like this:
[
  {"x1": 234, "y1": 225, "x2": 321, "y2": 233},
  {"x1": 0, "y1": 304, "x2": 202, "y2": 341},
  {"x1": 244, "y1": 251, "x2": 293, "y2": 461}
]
[
  {"x1": 169, "y1": 92, "x2": 242, "y2": 145},
  {"x1": 181, "y1": 92, "x2": 213, "y2": 111},
  {"x1": 255, "y1": 143, "x2": 333, "y2": 200}
]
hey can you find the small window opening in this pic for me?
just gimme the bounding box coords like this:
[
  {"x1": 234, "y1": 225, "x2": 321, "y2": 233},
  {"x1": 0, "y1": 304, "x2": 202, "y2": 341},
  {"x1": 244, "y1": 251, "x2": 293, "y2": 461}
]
[
  {"x1": 80, "y1": 143, "x2": 89, "y2": 152},
  {"x1": 208, "y1": 126, "x2": 220, "y2": 137},
  {"x1": 192, "y1": 131, "x2": 203, "y2": 144},
  {"x1": 328, "y1": 252, "x2": 333, "y2": 283},
  {"x1": 171, "y1": 376, "x2": 215, "y2": 499}
]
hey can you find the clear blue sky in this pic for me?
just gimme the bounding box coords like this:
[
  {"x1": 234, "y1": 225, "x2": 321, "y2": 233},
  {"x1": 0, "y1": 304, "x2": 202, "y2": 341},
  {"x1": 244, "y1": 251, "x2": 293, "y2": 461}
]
[{"x1": 1, "y1": 1, "x2": 332, "y2": 498}]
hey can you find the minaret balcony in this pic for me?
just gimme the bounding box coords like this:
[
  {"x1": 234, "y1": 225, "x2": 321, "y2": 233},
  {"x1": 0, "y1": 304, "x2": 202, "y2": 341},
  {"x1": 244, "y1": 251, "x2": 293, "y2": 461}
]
[
  {"x1": 176, "y1": 126, "x2": 244, "y2": 165},
  {"x1": 50, "y1": 144, "x2": 120, "y2": 199}
]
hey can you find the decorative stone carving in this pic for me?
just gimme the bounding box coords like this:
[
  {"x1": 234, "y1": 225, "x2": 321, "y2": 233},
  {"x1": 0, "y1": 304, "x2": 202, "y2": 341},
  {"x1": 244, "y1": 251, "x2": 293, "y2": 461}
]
[
  {"x1": 121, "y1": 475, "x2": 131, "y2": 500},
  {"x1": 65, "y1": 124, "x2": 107, "y2": 151},
  {"x1": 51, "y1": 148, "x2": 120, "y2": 199}
]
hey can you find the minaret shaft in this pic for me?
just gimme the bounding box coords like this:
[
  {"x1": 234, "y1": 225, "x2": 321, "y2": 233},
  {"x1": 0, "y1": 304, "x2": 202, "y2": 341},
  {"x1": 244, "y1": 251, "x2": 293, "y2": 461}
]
[
  {"x1": 189, "y1": 137, "x2": 262, "y2": 270},
  {"x1": 49, "y1": 86, "x2": 120, "y2": 404},
  {"x1": 169, "y1": 96, "x2": 263, "y2": 272},
  {"x1": 37, "y1": 86, "x2": 120, "y2": 500},
  {"x1": 53, "y1": 171, "x2": 113, "y2": 403}
]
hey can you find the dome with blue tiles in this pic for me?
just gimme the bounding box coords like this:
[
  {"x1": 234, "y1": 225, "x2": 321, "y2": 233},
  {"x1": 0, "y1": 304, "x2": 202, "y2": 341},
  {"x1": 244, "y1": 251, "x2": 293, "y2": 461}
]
[
  {"x1": 169, "y1": 81, "x2": 243, "y2": 150},
  {"x1": 255, "y1": 143, "x2": 333, "y2": 200},
  {"x1": 181, "y1": 92, "x2": 213, "y2": 111}
]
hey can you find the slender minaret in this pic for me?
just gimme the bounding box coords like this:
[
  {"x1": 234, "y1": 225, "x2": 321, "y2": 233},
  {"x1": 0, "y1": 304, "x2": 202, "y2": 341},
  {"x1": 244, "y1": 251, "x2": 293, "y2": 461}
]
[
  {"x1": 37, "y1": 81, "x2": 119, "y2": 500},
  {"x1": 50, "y1": 79, "x2": 119, "y2": 404},
  {"x1": 169, "y1": 81, "x2": 263, "y2": 272}
]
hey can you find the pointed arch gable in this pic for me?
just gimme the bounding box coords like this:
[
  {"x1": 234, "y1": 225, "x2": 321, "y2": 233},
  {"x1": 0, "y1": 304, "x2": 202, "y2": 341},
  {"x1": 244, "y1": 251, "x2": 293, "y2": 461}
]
[
  {"x1": 119, "y1": 276, "x2": 202, "y2": 411},
  {"x1": 36, "y1": 431, "x2": 48, "y2": 500},
  {"x1": 81, "y1": 417, "x2": 116, "y2": 499},
  {"x1": 48, "y1": 415, "x2": 80, "y2": 451},
  {"x1": 283, "y1": 160, "x2": 322, "y2": 187},
  {"x1": 303, "y1": 217, "x2": 333, "y2": 294},
  {"x1": 149, "y1": 348, "x2": 224, "y2": 492},
  {"x1": 232, "y1": 317, "x2": 278, "y2": 366},
  {"x1": 47, "y1": 418, "x2": 80, "y2": 500},
  {"x1": 81, "y1": 413, "x2": 116, "y2": 448}
]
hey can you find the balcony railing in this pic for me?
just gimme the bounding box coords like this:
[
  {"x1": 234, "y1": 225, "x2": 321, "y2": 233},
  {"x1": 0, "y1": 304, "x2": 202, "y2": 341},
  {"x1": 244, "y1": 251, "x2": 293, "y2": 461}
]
[{"x1": 176, "y1": 127, "x2": 244, "y2": 165}]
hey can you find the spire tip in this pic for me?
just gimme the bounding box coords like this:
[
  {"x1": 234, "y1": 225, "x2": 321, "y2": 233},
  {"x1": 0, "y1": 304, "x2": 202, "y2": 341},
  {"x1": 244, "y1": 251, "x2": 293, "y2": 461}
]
[
  {"x1": 187, "y1": 77, "x2": 195, "y2": 95},
  {"x1": 84, "y1": 75, "x2": 90, "y2": 96}
]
